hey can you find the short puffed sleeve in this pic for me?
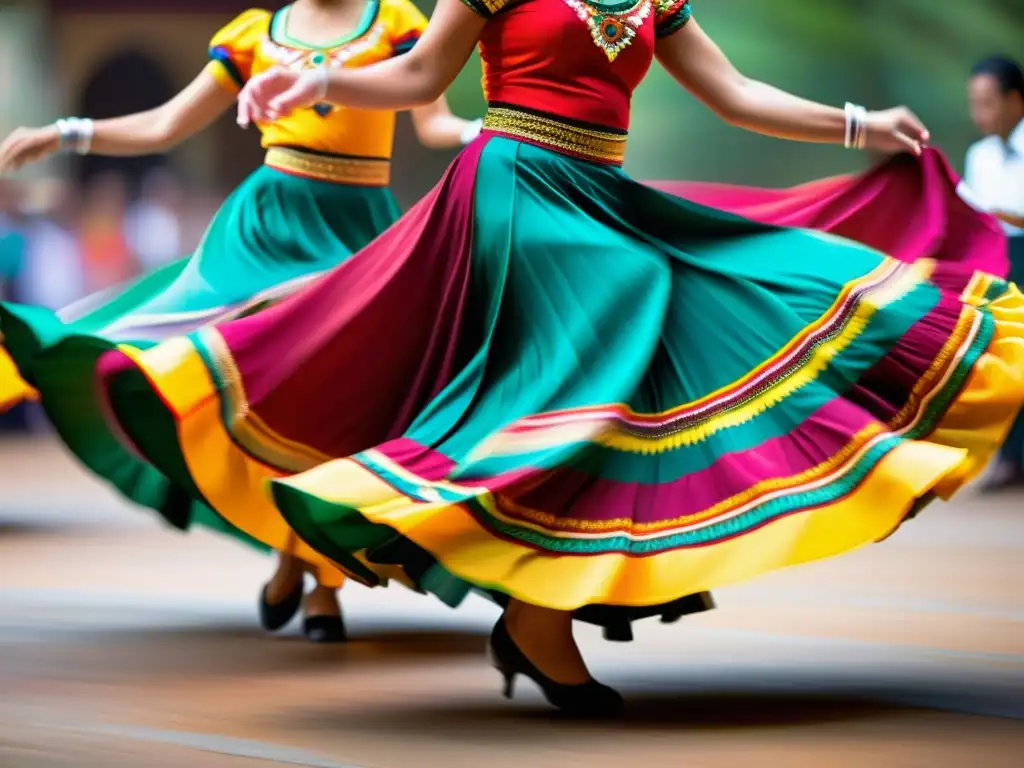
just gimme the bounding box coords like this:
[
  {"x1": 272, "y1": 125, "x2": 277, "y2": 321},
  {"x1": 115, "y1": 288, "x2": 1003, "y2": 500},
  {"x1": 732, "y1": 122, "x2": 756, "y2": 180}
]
[
  {"x1": 205, "y1": 9, "x2": 272, "y2": 93},
  {"x1": 654, "y1": 0, "x2": 692, "y2": 38},
  {"x1": 458, "y1": 0, "x2": 519, "y2": 20},
  {"x1": 382, "y1": 0, "x2": 430, "y2": 56}
]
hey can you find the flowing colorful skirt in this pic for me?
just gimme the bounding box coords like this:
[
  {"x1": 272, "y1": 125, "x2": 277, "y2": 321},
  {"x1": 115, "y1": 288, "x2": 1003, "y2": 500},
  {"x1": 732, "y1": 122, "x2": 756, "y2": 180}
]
[
  {"x1": 648, "y1": 148, "x2": 1009, "y2": 278},
  {"x1": 994, "y1": 235, "x2": 1024, "y2": 469},
  {"x1": 0, "y1": 157, "x2": 399, "y2": 562},
  {"x1": 0, "y1": 347, "x2": 35, "y2": 411},
  {"x1": 97, "y1": 127, "x2": 1024, "y2": 637}
]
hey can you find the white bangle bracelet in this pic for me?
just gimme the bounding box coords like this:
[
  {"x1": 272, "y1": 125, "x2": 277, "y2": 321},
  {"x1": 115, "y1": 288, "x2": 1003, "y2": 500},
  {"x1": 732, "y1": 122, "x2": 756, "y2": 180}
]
[
  {"x1": 843, "y1": 102, "x2": 867, "y2": 150},
  {"x1": 307, "y1": 65, "x2": 330, "y2": 102},
  {"x1": 55, "y1": 117, "x2": 94, "y2": 155},
  {"x1": 855, "y1": 105, "x2": 868, "y2": 150},
  {"x1": 460, "y1": 118, "x2": 483, "y2": 146}
]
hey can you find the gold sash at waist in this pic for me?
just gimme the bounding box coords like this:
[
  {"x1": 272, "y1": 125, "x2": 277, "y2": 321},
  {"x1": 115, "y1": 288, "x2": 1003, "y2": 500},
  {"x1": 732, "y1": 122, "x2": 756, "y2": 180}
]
[
  {"x1": 482, "y1": 106, "x2": 627, "y2": 166},
  {"x1": 264, "y1": 147, "x2": 391, "y2": 186}
]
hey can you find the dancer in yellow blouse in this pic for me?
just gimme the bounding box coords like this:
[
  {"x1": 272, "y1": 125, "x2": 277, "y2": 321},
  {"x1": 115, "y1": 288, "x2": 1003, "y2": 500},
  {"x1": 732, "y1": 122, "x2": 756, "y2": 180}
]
[{"x1": 0, "y1": 0, "x2": 481, "y2": 643}]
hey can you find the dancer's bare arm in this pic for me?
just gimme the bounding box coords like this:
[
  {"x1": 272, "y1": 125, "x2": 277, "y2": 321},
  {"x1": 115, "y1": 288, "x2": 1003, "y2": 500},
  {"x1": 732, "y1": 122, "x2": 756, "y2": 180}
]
[
  {"x1": 238, "y1": 0, "x2": 484, "y2": 124},
  {"x1": 656, "y1": 19, "x2": 929, "y2": 154},
  {"x1": 994, "y1": 211, "x2": 1024, "y2": 228},
  {"x1": 0, "y1": 70, "x2": 232, "y2": 174},
  {"x1": 412, "y1": 95, "x2": 481, "y2": 149}
]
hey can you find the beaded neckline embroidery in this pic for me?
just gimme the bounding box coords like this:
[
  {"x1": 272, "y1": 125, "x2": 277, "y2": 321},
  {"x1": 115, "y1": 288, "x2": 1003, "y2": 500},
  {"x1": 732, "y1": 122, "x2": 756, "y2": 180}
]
[
  {"x1": 261, "y1": 24, "x2": 386, "y2": 117},
  {"x1": 561, "y1": 0, "x2": 652, "y2": 62}
]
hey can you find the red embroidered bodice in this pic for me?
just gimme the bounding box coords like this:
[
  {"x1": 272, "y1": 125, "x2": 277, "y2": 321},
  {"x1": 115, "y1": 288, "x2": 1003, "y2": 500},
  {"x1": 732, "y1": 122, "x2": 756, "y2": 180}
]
[{"x1": 460, "y1": 0, "x2": 692, "y2": 132}]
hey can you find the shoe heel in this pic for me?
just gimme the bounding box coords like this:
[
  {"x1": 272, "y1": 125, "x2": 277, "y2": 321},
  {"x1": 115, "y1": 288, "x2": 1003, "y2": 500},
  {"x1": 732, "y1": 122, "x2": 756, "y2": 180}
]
[
  {"x1": 489, "y1": 616, "x2": 623, "y2": 716},
  {"x1": 501, "y1": 670, "x2": 516, "y2": 699},
  {"x1": 488, "y1": 641, "x2": 517, "y2": 699},
  {"x1": 259, "y1": 582, "x2": 303, "y2": 633},
  {"x1": 303, "y1": 614, "x2": 347, "y2": 644}
]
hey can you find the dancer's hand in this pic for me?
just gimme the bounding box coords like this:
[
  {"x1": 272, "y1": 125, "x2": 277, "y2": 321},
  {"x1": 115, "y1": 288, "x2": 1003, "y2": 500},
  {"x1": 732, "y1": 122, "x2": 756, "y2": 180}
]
[
  {"x1": 237, "y1": 67, "x2": 324, "y2": 127},
  {"x1": 864, "y1": 107, "x2": 930, "y2": 156},
  {"x1": 0, "y1": 126, "x2": 60, "y2": 175}
]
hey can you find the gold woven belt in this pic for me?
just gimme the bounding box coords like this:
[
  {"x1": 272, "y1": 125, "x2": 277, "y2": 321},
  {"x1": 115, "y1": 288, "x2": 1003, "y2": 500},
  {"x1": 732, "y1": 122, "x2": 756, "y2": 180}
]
[
  {"x1": 482, "y1": 106, "x2": 627, "y2": 165},
  {"x1": 264, "y1": 147, "x2": 391, "y2": 186}
]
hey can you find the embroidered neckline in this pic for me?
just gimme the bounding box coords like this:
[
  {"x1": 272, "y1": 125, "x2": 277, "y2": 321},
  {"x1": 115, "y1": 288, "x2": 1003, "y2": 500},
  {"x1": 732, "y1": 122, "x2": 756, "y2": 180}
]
[
  {"x1": 270, "y1": 1, "x2": 380, "y2": 51},
  {"x1": 561, "y1": 0, "x2": 652, "y2": 62},
  {"x1": 260, "y1": 11, "x2": 388, "y2": 119}
]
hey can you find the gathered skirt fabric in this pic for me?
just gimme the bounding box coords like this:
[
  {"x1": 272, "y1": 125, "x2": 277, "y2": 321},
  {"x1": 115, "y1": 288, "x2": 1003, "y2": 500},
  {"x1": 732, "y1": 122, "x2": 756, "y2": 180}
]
[
  {"x1": 995, "y1": 235, "x2": 1024, "y2": 468},
  {"x1": 0, "y1": 166, "x2": 399, "y2": 561},
  {"x1": 98, "y1": 137, "x2": 1024, "y2": 630},
  {"x1": 648, "y1": 149, "x2": 1009, "y2": 279},
  {"x1": 0, "y1": 347, "x2": 35, "y2": 411}
]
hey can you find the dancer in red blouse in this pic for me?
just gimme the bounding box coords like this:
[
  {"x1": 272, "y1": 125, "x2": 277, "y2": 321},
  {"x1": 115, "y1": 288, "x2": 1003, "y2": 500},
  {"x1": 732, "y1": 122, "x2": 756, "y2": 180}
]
[{"x1": 102, "y1": 0, "x2": 1023, "y2": 715}]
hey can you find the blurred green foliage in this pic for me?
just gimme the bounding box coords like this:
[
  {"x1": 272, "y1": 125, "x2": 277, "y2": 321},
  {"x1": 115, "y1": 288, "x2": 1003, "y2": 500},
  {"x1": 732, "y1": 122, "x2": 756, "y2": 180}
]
[{"x1": 413, "y1": 0, "x2": 1023, "y2": 185}]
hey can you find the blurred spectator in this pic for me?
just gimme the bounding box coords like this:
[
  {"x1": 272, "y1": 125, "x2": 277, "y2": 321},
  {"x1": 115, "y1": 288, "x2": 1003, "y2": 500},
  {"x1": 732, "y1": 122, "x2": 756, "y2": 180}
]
[
  {"x1": 2, "y1": 173, "x2": 228, "y2": 312},
  {"x1": 124, "y1": 168, "x2": 184, "y2": 270},
  {"x1": 0, "y1": 180, "x2": 26, "y2": 302},
  {"x1": 0, "y1": 180, "x2": 31, "y2": 433},
  {"x1": 180, "y1": 189, "x2": 227, "y2": 253},
  {"x1": 17, "y1": 180, "x2": 85, "y2": 311},
  {"x1": 78, "y1": 171, "x2": 135, "y2": 291},
  {"x1": 964, "y1": 55, "x2": 1024, "y2": 234},
  {"x1": 967, "y1": 54, "x2": 1024, "y2": 490}
]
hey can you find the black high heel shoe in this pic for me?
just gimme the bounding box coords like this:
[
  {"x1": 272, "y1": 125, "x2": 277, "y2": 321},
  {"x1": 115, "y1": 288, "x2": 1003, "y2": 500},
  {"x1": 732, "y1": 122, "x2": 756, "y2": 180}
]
[
  {"x1": 258, "y1": 581, "x2": 303, "y2": 633},
  {"x1": 303, "y1": 612, "x2": 347, "y2": 643},
  {"x1": 488, "y1": 618, "x2": 624, "y2": 717}
]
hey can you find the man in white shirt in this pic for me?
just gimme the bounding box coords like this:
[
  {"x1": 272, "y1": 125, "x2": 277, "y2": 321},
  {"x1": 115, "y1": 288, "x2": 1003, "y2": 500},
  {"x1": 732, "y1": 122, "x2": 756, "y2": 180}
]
[{"x1": 964, "y1": 55, "x2": 1024, "y2": 490}]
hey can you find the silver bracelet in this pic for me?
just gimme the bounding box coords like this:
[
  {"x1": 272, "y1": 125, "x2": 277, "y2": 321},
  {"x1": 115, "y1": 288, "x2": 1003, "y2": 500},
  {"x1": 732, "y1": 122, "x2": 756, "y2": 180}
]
[
  {"x1": 844, "y1": 102, "x2": 867, "y2": 150},
  {"x1": 460, "y1": 118, "x2": 483, "y2": 146},
  {"x1": 55, "y1": 117, "x2": 94, "y2": 155},
  {"x1": 855, "y1": 104, "x2": 868, "y2": 149}
]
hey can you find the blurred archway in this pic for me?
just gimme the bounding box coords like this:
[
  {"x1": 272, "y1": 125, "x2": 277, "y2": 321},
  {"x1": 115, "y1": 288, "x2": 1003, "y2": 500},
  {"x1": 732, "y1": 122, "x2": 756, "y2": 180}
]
[{"x1": 76, "y1": 49, "x2": 173, "y2": 192}]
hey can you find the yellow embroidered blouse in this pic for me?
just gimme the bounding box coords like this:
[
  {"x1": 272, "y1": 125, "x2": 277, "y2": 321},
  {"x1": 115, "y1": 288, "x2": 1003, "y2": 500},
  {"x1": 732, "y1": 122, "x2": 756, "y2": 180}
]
[{"x1": 206, "y1": 0, "x2": 428, "y2": 163}]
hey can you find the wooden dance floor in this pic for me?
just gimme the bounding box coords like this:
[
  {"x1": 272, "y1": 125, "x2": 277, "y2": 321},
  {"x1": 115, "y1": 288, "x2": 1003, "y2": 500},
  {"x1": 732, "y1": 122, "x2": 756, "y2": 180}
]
[{"x1": 1, "y1": 438, "x2": 1021, "y2": 767}]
